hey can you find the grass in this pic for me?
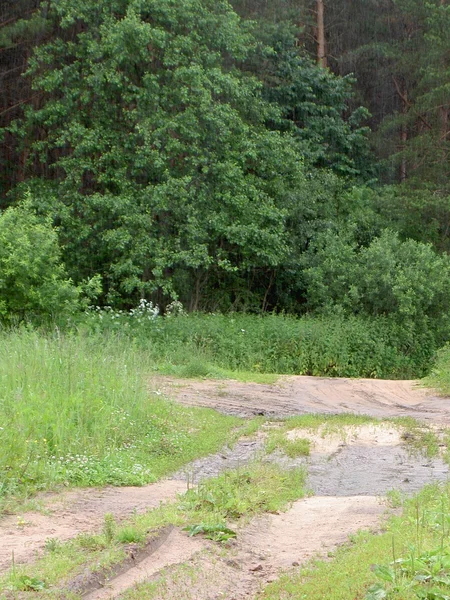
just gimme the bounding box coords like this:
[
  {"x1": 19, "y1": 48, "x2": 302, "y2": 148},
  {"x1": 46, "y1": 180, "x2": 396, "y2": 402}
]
[
  {"x1": 264, "y1": 413, "x2": 377, "y2": 457},
  {"x1": 266, "y1": 431, "x2": 311, "y2": 458},
  {"x1": 82, "y1": 308, "x2": 439, "y2": 379},
  {"x1": 0, "y1": 329, "x2": 247, "y2": 512},
  {"x1": 156, "y1": 358, "x2": 280, "y2": 384},
  {"x1": 258, "y1": 483, "x2": 450, "y2": 600},
  {"x1": 270, "y1": 413, "x2": 380, "y2": 433},
  {"x1": 424, "y1": 343, "x2": 450, "y2": 396},
  {"x1": 263, "y1": 414, "x2": 443, "y2": 461},
  {"x1": 0, "y1": 462, "x2": 307, "y2": 598}
]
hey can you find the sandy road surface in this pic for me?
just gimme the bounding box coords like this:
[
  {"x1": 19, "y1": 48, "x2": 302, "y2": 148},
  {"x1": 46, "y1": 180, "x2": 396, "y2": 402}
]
[{"x1": 152, "y1": 375, "x2": 450, "y2": 422}]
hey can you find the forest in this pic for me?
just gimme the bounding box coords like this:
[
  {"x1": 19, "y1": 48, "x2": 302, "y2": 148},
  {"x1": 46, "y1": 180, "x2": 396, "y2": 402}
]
[{"x1": 1, "y1": 0, "x2": 450, "y2": 375}]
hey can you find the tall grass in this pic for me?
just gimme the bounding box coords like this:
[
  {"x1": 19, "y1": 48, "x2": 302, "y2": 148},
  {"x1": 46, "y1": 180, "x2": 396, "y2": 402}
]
[
  {"x1": 83, "y1": 309, "x2": 438, "y2": 379},
  {"x1": 424, "y1": 343, "x2": 450, "y2": 395},
  {"x1": 0, "y1": 329, "x2": 239, "y2": 508}
]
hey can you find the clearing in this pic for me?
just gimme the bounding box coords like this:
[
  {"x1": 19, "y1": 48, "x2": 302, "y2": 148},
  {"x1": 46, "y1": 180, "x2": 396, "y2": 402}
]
[{"x1": 2, "y1": 375, "x2": 450, "y2": 599}]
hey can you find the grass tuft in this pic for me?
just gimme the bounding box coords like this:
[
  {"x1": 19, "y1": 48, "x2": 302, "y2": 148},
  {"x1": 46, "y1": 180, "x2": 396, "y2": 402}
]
[{"x1": 423, "y1": 343, "x2": 450, "y2": 396}]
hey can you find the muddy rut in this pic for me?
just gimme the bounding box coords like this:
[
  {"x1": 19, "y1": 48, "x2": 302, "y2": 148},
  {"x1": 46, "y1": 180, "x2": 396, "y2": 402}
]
[{"x1": 1, "y1": 376, "x2": 450, "y2": 599}]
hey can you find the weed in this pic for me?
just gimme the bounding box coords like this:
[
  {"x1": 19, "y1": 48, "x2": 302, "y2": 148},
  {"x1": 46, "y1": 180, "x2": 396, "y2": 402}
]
[
  {"x1": 103, "y1": 513, "x2": 116, "y2": 544},
  {"x1": 266, "y1": 431, "x2": 311, "y2": 458},
  {"x1": 44, "y1": 537, "x2": 63, "y2": 553},
  {"x1": 116, "y1": 526, "x2": 145, "y2": 545},
  {"x1": 385, "y1": 490, "x2": 405, "y2": 509},
  {"x1": 278, "y1": 413, "x2": 379, "y2": 434},
  {"x1": 423, "y1": 343, "x2": 450, "y2": 396},
  {"x1": 178, "y1": 463, "x2": 307, "y2": 521},
  {"x1": 77, "y1": 533, "x2": 107, "y2": 551},
  {"x1": 0, "y1": 329, "x2": 240, "y2": 511},
  {"x1": 184, "y1": 523, "x2": 237, "y2": 542},
  {"x1": 8, "y1": 574, "x2": 46, "y2": 591},
  {"x1": 83, "y1": 309, "x2": 436, "y2": 379}
]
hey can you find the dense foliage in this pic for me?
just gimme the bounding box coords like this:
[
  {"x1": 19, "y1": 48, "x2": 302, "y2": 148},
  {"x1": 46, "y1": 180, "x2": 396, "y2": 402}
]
[
  {"x1": 0, "y1": 0, "x2": 449, "y2": 377},
  {"x1": 83, "y1": 310, "x2": 438, "y2": 379},
  {"x1": 0, "y1": 202, "x2": 78, "y2": 320}
]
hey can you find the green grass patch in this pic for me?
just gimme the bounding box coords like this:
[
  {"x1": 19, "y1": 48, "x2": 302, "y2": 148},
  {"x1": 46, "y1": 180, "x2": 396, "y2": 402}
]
[
  {"x1": 266, "y1": 431, "x2": 311, "y2": 458},
  {"x1": 157, "y1": 358, "x2": 279, "y2": 384},
  {"x1": 0, "y1": 463, "x2": 307, "y2": 598},
  {"x1": 177, "y1": 463, "x2": 306, "y2": 521},
  {"x1": 264, "y1": 414, "x2": 442, "y2": 460},
  {"x1": 275, "y1": 413, "x2": 380, "y2": 433},
  {"x1": 0, "y1": 329, "x2": 242, "y2": 512},
  {"x1": 423, "y1": 343, "x2": 450, "y2": 396},
  {"x1": 264, "y1": 414, "x2": 379, "y2": 454},
  {"x1": 259, "y1": 484, "x2": 450, "y2": 600},
  {"x1": 389, "y1": 417, "x2": 442, "y2": 459}
]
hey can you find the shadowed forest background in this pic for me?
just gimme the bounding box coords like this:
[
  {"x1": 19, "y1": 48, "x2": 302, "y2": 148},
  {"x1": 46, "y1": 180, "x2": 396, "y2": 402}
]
[{"x1": 1, "y1": 0, "x2": 450, "y2": 377}]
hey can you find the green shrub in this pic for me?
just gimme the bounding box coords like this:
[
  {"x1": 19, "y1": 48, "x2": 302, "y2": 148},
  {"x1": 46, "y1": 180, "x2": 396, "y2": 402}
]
[
  {"x1": 0, "y1": 203, "x2": 78, "y2": 321},
  {"x1": 424, "y1": 343, "x2": 450, "y2": 395},
  {"x1": 304, "y1": 229, "x2": 450, "y2": 331}
]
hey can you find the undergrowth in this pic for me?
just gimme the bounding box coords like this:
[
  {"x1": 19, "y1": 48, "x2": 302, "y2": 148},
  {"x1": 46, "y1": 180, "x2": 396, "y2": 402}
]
[
  {"x1": 82, "y1": 309, "x2": 439, "y2": 379},
  {"x1": 424, "y1": 343, "x2": 450, "y2": 396}
]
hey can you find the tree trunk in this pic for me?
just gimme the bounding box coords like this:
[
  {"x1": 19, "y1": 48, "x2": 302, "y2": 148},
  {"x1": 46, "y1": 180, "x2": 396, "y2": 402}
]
[{"x1": 316, "y1": 0, "x2": 327, "y2": 68}]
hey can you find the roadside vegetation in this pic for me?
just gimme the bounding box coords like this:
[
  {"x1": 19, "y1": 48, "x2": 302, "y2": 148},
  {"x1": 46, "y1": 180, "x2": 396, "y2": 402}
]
[
  {"x1": 260, "y1": 483, "x2": 450, "y2": 600},
  {"x1": 1, "y1": 313, "x2": 449, "y2": 513},
  {"x1": 83, "y1": 307, "x2": 442, "y2": 380},
  {"x1": 424, "y1": 344, "x2": 450, "y2": 397},
  {"x1": 0, "y1": 329, "x2": 245, "y2": 512}
]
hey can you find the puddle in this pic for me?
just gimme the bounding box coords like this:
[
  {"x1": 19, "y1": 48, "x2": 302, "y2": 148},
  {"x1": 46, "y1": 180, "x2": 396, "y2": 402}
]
[{"x1": 171, "y1": 425, "x2": 449, "y2": 497}]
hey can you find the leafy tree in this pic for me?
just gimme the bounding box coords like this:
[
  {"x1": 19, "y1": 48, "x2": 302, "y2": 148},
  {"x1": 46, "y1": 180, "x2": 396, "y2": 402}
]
[
  {"x1": 0, "y1": 0, "x2": 54, "y2": 201},
  {"x1": 303, "y1": 229, "x2": 450, "y2": 337},
  {"x1": 14, "y1": 0, "x2": 308, "y2": 307},
  {"x1": 369, "y1": 184, "x2": 450, "y2": 253},
  {"x1": 0, "y1": 202, "x2": 78, "y2": 320},
  {"x1": 237, "y1": 18, "x2": 373, "y2": 178}
]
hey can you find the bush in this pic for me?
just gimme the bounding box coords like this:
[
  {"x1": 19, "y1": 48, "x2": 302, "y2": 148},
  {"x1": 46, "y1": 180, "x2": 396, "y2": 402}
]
[
  {"x1": 0, "y1": 203, "x2": 78, "y2": 321},
  {"x1": 303, "y1": 229, "x2": 450, "y2": 337},
  {"x1": 424, "y1": 343, "x2": 450, "y2": 395}
]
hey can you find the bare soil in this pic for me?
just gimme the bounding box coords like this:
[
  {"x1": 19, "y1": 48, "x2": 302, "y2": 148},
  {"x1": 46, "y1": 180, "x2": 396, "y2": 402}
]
[
  {"x1": 0, "y1": 480, "x2": 186, "y2": 572},
  {"x1": 152, "y1": 375, "x2": 450, "y2": 422},
  {"x1": 2, "y1": 376, "x2": 450, "y2": 599},
  {"x1": 106, "y1": 496, "x2": 386, "y2": 600}
]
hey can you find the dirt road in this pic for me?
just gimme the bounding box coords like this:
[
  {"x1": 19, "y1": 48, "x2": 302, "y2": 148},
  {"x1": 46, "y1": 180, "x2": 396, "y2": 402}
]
[
  {"x1": 2, "y1": 376, "x2": 450, "y2": 599},
  {"x1": 152, "y1": 374, "x2": 450, "y2": 422}
]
